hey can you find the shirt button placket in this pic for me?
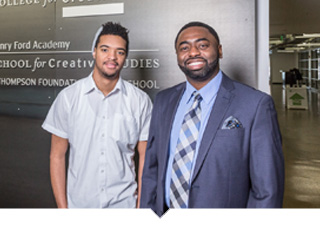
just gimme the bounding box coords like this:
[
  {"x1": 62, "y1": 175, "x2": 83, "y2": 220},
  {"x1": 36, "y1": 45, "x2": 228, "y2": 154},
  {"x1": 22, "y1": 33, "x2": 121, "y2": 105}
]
[{"x1": 99, "y1": 103, "x2": 108, "y2": 207}]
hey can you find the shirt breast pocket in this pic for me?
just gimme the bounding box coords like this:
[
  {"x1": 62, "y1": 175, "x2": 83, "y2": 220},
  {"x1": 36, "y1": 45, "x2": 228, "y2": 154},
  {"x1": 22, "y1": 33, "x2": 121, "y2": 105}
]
[{"x1": 110, "y1": 113, "x2": 139, "y2": 148}]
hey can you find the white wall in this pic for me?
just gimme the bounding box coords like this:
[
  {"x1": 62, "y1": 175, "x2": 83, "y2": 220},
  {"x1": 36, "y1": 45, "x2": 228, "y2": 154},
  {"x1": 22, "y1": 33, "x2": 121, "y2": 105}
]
[
  {"x1": 269, "y1": 51, "x2": 298, "y2": 83},
  {"x1": 257, "y1": 0, "x2": 270, "y2": 93}
]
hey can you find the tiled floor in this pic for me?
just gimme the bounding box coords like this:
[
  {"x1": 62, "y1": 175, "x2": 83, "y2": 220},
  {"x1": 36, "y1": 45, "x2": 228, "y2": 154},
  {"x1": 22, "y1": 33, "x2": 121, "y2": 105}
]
[{"x1": 271, "y1": 84, "x2": 320, "y2": 208}]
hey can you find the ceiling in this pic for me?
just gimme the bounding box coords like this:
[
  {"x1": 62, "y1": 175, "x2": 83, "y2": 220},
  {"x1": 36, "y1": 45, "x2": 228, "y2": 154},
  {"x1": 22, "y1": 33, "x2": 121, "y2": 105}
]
[
  {"x1": 269, "y1": 33, "x2": 320, "y2": 52},
  {"x1": 269, "y1": 0, "x2": 320, "y2": 52}
]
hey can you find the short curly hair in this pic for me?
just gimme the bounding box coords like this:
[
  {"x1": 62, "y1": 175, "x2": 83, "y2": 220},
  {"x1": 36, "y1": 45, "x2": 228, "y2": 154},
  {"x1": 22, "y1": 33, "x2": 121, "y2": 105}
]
[{"x1": 94, "y1": 22, "x2": 129, "y2": 56}]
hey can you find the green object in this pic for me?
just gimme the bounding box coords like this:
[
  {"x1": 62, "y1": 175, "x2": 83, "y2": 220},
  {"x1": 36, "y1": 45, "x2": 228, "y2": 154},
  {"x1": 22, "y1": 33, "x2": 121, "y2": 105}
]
[{"x1": 289, "y1": 93, "x2": 304, "y2": 105}]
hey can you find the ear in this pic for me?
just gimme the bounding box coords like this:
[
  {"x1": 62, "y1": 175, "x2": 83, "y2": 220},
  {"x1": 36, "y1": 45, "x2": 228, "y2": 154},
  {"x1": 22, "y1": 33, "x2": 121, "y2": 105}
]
[
  {"x1": 218, "y1": 44, "x2": 223, "y2": 59},
  {"x1": 92, "y1": 48, "x2": 97, "y2": 59}
]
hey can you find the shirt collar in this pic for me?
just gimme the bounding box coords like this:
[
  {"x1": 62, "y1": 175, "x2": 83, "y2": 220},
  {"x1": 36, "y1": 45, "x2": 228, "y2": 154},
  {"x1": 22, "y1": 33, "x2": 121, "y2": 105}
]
[
  {"x1": 83, "y1": 72, "x2": 96, "y2": 94},
  {"x1": 185, "y1": 70, "x2": 223, "y2": 104},
  {"x1": 83, "y1": 72, "x2": 125, "y2": 96}
]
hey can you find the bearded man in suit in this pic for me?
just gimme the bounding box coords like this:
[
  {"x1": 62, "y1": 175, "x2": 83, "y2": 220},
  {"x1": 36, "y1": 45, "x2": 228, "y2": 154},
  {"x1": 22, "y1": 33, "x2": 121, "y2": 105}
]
[{"x1": 140, "y1": 21, "x2": 284, "y2": 216}]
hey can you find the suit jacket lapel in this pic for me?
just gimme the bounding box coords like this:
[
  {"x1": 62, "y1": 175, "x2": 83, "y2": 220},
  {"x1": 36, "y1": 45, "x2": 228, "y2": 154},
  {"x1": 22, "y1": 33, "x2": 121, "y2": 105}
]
[
  {"x1": 158, "y1": 83, "x2": 186, "y2": 182},
  {"x1": 191, "y1": 74, "x2": 235, "y2": 183}
]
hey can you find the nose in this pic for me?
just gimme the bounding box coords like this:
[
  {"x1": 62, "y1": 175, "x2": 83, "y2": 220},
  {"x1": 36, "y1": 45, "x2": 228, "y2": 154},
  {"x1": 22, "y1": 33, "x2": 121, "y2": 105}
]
[
  {"x1": 107, "y1": 50, "x2": 117, "y2": 60},
  {"x1": 189, "y1": 45, "x2": 200, "y2": 57}
]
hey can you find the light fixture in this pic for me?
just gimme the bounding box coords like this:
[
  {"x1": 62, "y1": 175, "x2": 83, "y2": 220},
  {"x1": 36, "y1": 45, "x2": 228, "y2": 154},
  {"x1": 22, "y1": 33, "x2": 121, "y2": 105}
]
[{"x1": 295, "y1": 33, "x2": 320, "y2": 39}]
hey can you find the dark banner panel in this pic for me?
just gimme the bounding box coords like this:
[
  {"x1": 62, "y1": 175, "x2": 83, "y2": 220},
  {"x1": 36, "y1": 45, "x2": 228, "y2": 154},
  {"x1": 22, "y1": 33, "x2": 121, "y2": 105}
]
[{"x1": 0, "y1": 0, "x2": 256, "y2": 207}]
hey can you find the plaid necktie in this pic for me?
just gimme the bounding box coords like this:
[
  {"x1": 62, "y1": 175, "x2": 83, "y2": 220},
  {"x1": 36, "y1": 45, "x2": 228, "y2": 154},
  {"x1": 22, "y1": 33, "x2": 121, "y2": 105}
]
[{"x1": 170, "y1": 92, "x2": 202, "y2": 208}]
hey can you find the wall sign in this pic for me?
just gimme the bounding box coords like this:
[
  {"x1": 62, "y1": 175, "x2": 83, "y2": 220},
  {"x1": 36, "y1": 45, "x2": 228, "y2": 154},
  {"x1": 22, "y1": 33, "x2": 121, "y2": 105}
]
[{"x1": 0, "y1": 0, "x2": 256, "y2": 118}]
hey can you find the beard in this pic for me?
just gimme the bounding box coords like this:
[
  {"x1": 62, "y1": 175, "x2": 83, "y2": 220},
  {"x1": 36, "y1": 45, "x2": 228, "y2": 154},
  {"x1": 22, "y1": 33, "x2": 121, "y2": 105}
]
[
  {"x1": 101, "y1": 71, "x2": 118, "y2": 79},
  {"x1": 179, "y1": 54, "x2": 219, "y2": 82},
  {"x1": 95, "y1": 61, "x2": 120, "y2": 80}
]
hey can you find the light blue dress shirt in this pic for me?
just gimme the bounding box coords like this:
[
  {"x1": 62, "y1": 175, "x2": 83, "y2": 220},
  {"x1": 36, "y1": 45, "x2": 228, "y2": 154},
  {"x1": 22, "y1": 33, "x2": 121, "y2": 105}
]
[{"x1": 165, "y1": 70, "x2": 223, "y2": 207}]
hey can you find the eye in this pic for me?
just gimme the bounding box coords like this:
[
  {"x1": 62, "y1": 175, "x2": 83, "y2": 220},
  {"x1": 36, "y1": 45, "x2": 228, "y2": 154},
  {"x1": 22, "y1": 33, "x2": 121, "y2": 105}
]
[
  {"x1": 199, "y1": 43, "x2": 209, "y2": 50},
  {"x1": 180, "y1": 45, "x2": 189, "y2": 52},
  {"x1": 101, "y1": 48, "x2": 108, "y2": 52},
  {"x1": 118, "y1": 51, "x2": 126, "y2": 56}
]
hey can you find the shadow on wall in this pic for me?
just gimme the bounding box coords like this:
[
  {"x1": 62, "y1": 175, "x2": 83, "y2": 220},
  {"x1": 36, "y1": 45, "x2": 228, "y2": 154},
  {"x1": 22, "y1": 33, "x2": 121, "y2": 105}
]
[{"x1": 226, "y1": 65, "x2": 254, "y2": 88}]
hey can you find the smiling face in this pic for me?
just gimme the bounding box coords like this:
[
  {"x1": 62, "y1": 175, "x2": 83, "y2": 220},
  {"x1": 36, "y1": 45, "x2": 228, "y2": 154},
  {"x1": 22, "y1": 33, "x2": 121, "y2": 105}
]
[
  {"x1": 175, "y1": 26, "x2": 222, "y2": 85},
  {"x1": 93, "y1": 34, "x2": 127, "y2": 80}
]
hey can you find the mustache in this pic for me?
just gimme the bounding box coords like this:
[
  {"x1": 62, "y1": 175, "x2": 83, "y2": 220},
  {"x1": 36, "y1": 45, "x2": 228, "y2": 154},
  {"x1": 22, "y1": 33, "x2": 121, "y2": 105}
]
[{"x1": 103, "y1": 60, "x2": 118, "y2": 66}]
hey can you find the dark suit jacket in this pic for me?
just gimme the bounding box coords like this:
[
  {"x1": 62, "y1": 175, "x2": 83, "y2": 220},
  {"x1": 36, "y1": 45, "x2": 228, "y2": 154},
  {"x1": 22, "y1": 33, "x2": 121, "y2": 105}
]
[{"x1": 140, "y1": 73, "x2": 284, "y2": 216}]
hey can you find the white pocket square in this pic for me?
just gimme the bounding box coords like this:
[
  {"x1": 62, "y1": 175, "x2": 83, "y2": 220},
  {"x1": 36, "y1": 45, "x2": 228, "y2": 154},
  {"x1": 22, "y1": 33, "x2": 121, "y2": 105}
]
[{"x1": 221, "y1": 116, "x2": 243, "y2": 129}]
